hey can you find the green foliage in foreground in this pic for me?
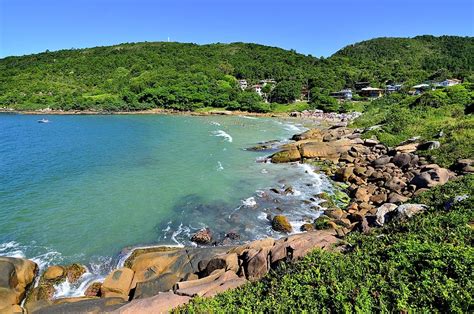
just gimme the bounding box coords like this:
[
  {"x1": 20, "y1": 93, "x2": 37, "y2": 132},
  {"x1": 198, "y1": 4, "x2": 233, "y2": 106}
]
[
  {"x1": 181, "y1": 176, "x2": 474, "y2": 313},
  {"x1": 352, "y1": 84, "x2": 474, "y2": 168}
]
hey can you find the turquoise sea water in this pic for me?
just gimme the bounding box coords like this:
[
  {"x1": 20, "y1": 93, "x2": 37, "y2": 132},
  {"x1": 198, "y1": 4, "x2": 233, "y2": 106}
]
[{"x1": 0, "y1": 114, "x2": 331, "y2": 295}]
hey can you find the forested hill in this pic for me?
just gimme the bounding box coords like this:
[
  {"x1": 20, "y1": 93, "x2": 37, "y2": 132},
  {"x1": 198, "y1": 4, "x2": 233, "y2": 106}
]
[{"x1": 1, "y1": 35, "x2": 473, "y2": 111}]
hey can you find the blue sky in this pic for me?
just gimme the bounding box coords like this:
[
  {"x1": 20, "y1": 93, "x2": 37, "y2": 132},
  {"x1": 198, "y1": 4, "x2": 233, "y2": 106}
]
[{"x1": 1, "y1": 0, "x2": 473, "y2": 58}]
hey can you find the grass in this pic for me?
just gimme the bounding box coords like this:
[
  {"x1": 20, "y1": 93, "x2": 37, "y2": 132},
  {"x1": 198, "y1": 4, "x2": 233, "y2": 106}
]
[
  {"x1": 270, "y1": 101, "x2": 310, "y2": 113},
  {"x1": 180, "y1": 175, "x2": 474, "y2": 313}
]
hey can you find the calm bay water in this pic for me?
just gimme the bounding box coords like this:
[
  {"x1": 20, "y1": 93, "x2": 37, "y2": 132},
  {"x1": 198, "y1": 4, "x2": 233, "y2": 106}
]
[{"x1": 0, "y1": 113, "x2": 331, "y2": 295}]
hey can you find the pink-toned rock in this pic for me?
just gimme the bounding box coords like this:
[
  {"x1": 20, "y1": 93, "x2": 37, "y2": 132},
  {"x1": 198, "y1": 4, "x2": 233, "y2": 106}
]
[
  {"x1": 101, "y1": 268, "x2": 134, "y2": 300},
  {"x1": 175, "y1": 271, "x2": 239, "y2": 297},
  {"x1": 113, "y1": 291, "x2": 190, "y2": 314}
]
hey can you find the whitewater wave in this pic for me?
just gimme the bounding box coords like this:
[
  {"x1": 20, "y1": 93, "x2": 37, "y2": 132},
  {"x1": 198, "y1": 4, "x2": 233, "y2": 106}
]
[
  {"x1": 241, "y1": 197, "x2": 257, "y2": 207},
  {"x1": 217, "y1": 161, "x2": 224, "y2": 171},
  {"x1": 210, "y1": 121, "x2": 221, "y2": 126},
  {"x1": 211, "y1": 130, "x2": 233, "y2": 142},
  {"x1": 239, "y1": 115, "x2": 258, "y2": 120}
]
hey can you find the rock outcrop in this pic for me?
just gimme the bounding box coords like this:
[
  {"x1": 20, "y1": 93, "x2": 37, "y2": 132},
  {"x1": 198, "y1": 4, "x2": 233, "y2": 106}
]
[{"x1": 0, "y1": 257, "x2": 37, "y2": 312}]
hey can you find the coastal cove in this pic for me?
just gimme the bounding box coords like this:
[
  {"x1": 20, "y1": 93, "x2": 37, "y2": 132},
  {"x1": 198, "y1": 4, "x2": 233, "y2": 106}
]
[{"x1": 0, "y1": 113, "x2": 336, "y2": 296}]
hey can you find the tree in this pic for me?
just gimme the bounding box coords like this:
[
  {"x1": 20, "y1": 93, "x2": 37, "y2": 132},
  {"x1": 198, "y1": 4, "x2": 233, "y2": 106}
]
[{"x1": 269, "y1": 81, "x2": 302, "y2": 103}]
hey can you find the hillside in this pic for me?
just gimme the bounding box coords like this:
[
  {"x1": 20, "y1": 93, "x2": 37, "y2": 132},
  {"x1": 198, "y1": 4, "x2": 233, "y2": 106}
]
[{"x1": 0, "y1": 36, "x2": 473, "y2": 111}]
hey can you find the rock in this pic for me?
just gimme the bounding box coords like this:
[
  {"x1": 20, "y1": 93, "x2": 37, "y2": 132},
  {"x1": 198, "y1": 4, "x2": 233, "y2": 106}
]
[
  {"x1": 299, "y1": 142, "x2": 339, "y2": 161},
  {"x1": 84, "y1": 282, "x2": 102, "y2": 297},
  {"x1": 175, "y1": 270, "x2": 241, "y2": 297},
  {"x1": 0, "y1": 304, "x2": 23, "y2": 314},
  {"x1": 375, "y1": 203, "x2": 398, "y2": 226},
  {"x1": 0, "y1": 257, "x2": 38, "y2": 308},
  {"x1": 417, "y1": 141, "x2": 440, "y2": 151},
  {"x1": 291, "y1": 129, "x2": 323, "y2": 141},
  {"x1": 101, "y1": 267, "x2": 134, "y2": 300},
  {"x1": 396, "y1": 204, "x2": 428, "y2": 219},
  {"x1": 324, "y1": 208, "x2": 344, "y2": 220},
  {"x1": 354, "y1": 187, "x2": 371, "y2": 203},
  {"x1": 191, "y1": 228, "x2": 212, "y2": 244},
  {"x1": 113, "y1": 292, "x2": 190, "y2": 314},
  {"x1": 392, "y1": 153, "x2": 415, "y2": 169},
  {"x1": 271, "y1": 215, "x2": 293, "y2": 233},
  {"x1": 453, "y1": 158, "x2": 474, "y2": 174},
  {"x1": 370, "y1": 193, "x2": 387, "y2": 205},
  {"x1": 335, "y1": 166, "x2": 354, "y2": 182},
  {"x1": 300, "y1": 223, "x2": 315, "y2": 231},
  {"x1": 43, "y1": 265, "x2": 65, "y2": 281},
  {"x1": 271, "y1": 148, "x2": 301, "y2": 163},
  {"x1": 373, "y1": 156, "x2": 391, "y2": 166},
  {"x1": 134, "y1": 272, "x2": 181, "y2": 299},
  {"x1": 395, "y1": 143, "x2": 419, "y2": 153},
  {"x1": 65, "y1": 264, "x2": 86, "y2": 284},
  {"x1": 384, "y1": 177, "x2": 407, "y2": 193},
  {"x1": 411, "y1": 167, "x2": 452, "y2": 189},
  {"x1": 364, "y1": 139, "x2": 379, "y2": 146},
  {"x1": 269, "y1": 231, "x2": 338, "y2": 266},
  {"x1": 203, "y1": 253, "x2": 239, "y2": 276},
  {"x1": 202, "y1": 277, "x2": 247, "y2": 298},
  {"x1": 242, "y1": 248, "x2": 271, "y2": 281},
  {"x1": 26, "y1": 297, "x2": 125, "y2": 314},
  {"x1": 387, "y1": 192, "x2": 409, "y2": 204},
  {"x1": 228, "y1": 238, "x2": 275, "y2": 256}
]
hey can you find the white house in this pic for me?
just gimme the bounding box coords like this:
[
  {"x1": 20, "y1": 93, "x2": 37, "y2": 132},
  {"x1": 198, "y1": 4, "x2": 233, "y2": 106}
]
[
  {"x1": 435, "y1": 79, "x2": 462, "y2": 87},
  {"x1": 252, "y1": 84, "x2": 263, "y2": 96},
  {"x1": 238, "y1": 79, "x2": 248, "y2": 90}
]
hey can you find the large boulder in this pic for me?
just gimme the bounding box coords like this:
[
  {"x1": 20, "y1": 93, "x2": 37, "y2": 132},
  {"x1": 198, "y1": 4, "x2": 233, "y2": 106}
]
[
  {"x1": 271, "y1": 148, "x2": 301, "y2": 163},
  {"x1": 203, "y1": 253, "x2": 239, "y2": 277},
  {"x1": 133, "y1": 272, "x2": 180, "y2": 299},
  {"x1": 242, "y1": 247, "x2": 271, "y2": 281},
  {"x1": 271, "y1": 215, "x2": 293, "y2": 233},
  {"x1": 411, "y1": 166, "x2": 452, "y2": 189},
  {"x1": 100, "y1": 268, "x2": 134, "y2": 300},
  {"x1": 42, "y1": 265, "x2": 65, "y2": 281},
  {"x1": 175, "y1": 270, "x2": 245, "y2": 298},
  {"x1": 291, "y1": 129, "x2": 323, "y2": 141},
  {"x1": 0, "y1": 257, "x2": 37, "y2": 309}
]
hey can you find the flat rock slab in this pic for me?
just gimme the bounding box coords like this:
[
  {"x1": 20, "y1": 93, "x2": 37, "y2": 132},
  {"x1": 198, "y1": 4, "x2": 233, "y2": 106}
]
[
  {"x1": 113, "y1": 292, "x2": 191, "y2": 314},
  {"x1": 28, "y1": 297, "x2": 125, "y2": 314}
]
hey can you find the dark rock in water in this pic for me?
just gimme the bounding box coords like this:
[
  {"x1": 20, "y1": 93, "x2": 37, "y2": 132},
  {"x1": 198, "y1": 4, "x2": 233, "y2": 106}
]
[
  {"x1": 270, "y1": 188, "x2": 280, "y2": 194},
  {"x1": 271, "y1": 215, "x2": 293, "y2": 233},
  {"x1": 246, "y1": 140, "x2": 281, "y2": 152},
  {"x1": 225, "y1": 232, "x2": 240, "y2": 240},
  {"x1": 65, "y1": 263, "x2": 86, "y2": 283},
  {"x1": 191, "y1": 228, "x2": 213, "y2": 245},
  {"x1": 283, "y1": 186, "x2": 295, "y2": 195},
  {"x1": 271, "y1": 148, "x2": 301, "y2": 163}
]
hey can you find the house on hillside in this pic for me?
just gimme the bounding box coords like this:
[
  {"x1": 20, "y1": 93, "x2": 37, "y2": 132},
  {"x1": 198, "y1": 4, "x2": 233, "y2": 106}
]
[
  {"x1": 355, "y1": 81, "x2": 371, "y2": 91},
  {"x1": 410, "y1": 83, "x2": 431, "y2": 95},
  {"x1": 238, "y1": 79, "x2": 248, "y2": 90},
  {"x1": 359, "y1": 87, "x2": 384, "y2": 98},
  {"x1": 259, "y1": 79, "x2": 276, "y2": 86},
  {"x1": 252, "y1": 84, "x2": 263, "y2": 96},
  {"x1": 386, "y1": 84, "x2": 402, "y2": 94},
  {"x1": 330, "y1": 89, "x2": 353, "y2": 100},
  {"x1": 434, "y1": 78, "x2": 462, "y2": 87}
]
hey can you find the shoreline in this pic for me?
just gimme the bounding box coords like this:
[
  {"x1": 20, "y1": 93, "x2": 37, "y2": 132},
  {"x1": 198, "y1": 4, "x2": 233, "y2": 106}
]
[{"x1": 2, "y1": 114, "x2": 462, "y2": 313}]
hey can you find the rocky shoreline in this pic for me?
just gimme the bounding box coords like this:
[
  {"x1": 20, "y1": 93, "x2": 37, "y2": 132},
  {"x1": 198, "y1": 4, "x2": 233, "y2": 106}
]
[{"x1": 1, "y1": 116, "x2": 471, "y2": 313}]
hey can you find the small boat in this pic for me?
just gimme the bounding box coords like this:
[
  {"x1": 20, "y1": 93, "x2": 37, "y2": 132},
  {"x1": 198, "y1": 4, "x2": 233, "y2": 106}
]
[{"x1": 37, "y1": 118, "x2": 50, "y2": 123}]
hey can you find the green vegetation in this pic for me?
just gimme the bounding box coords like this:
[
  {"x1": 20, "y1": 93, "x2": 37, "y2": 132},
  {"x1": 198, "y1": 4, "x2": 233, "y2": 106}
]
[
  {"x1": 181, "y1": 175, "x2": 474, "y2": 313},
  {"x1": 1, "y1": 36, "x2": 472, "y2": 111},
  {"x1": 352, "y1": 83, "x2": 474, "y2": 168}
]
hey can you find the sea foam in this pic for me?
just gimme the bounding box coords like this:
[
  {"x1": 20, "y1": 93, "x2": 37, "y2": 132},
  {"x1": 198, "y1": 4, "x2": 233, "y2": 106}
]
[{"x1": 211, "y1": 130, "x2": 233, "y2": 142}]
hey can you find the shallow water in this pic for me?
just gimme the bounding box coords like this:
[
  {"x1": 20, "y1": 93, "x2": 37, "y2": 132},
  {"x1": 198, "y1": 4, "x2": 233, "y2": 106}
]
[{"x1": 0, "y1": 113, "x2": 332, "y2": 295}]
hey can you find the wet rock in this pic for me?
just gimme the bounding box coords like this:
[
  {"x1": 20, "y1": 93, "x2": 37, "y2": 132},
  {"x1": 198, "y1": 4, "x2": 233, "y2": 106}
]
[
  {"x1": 43, "y1": 265, "x2": 65, "y2": 281},
  {"x1": 300, "y1": 223, "x2": 315, "y2": 232},
  {"x1": 65, "y1": 264, "x2": 87, "y2": 284},
  {"x1": 191, "y1": 228, "x2": 212, "y2": 244},
  {"x1": 0, "y1": 257, "x2": 38, "y2": 308},
  {"x1": 271, "y1": 148, "x2": 301, "y2": 163},
  {"x1": 113, "y1": 291, "x2": 190, "y2": 314},
  {"x1": 271, "y1": 215, "x2": 293, "y2": 233},
  {"x1": 84, "y1": 282, "x2": 102, "y2": 297},
  {"x1": 101, "y1": 267, "x2": 135, "y2": 300}
]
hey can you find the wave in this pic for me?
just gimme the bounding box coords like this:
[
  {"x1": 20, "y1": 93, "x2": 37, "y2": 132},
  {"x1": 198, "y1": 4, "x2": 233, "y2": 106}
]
[
  {"x1": 239, "y1": 115, "x2": 258, "y2": 120},
  {"x1": 241, "y1": 197, "x2": 257, "y2": 207},
  {"x1": 217, "y1": 161, "x2": 224, "y2": 171},
  {"x1": 211, "y1": 130, "x2": 233, "y2": 143},
  {"x1": 210, "y1": 121, "x2": 221, "y2": 126}
]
